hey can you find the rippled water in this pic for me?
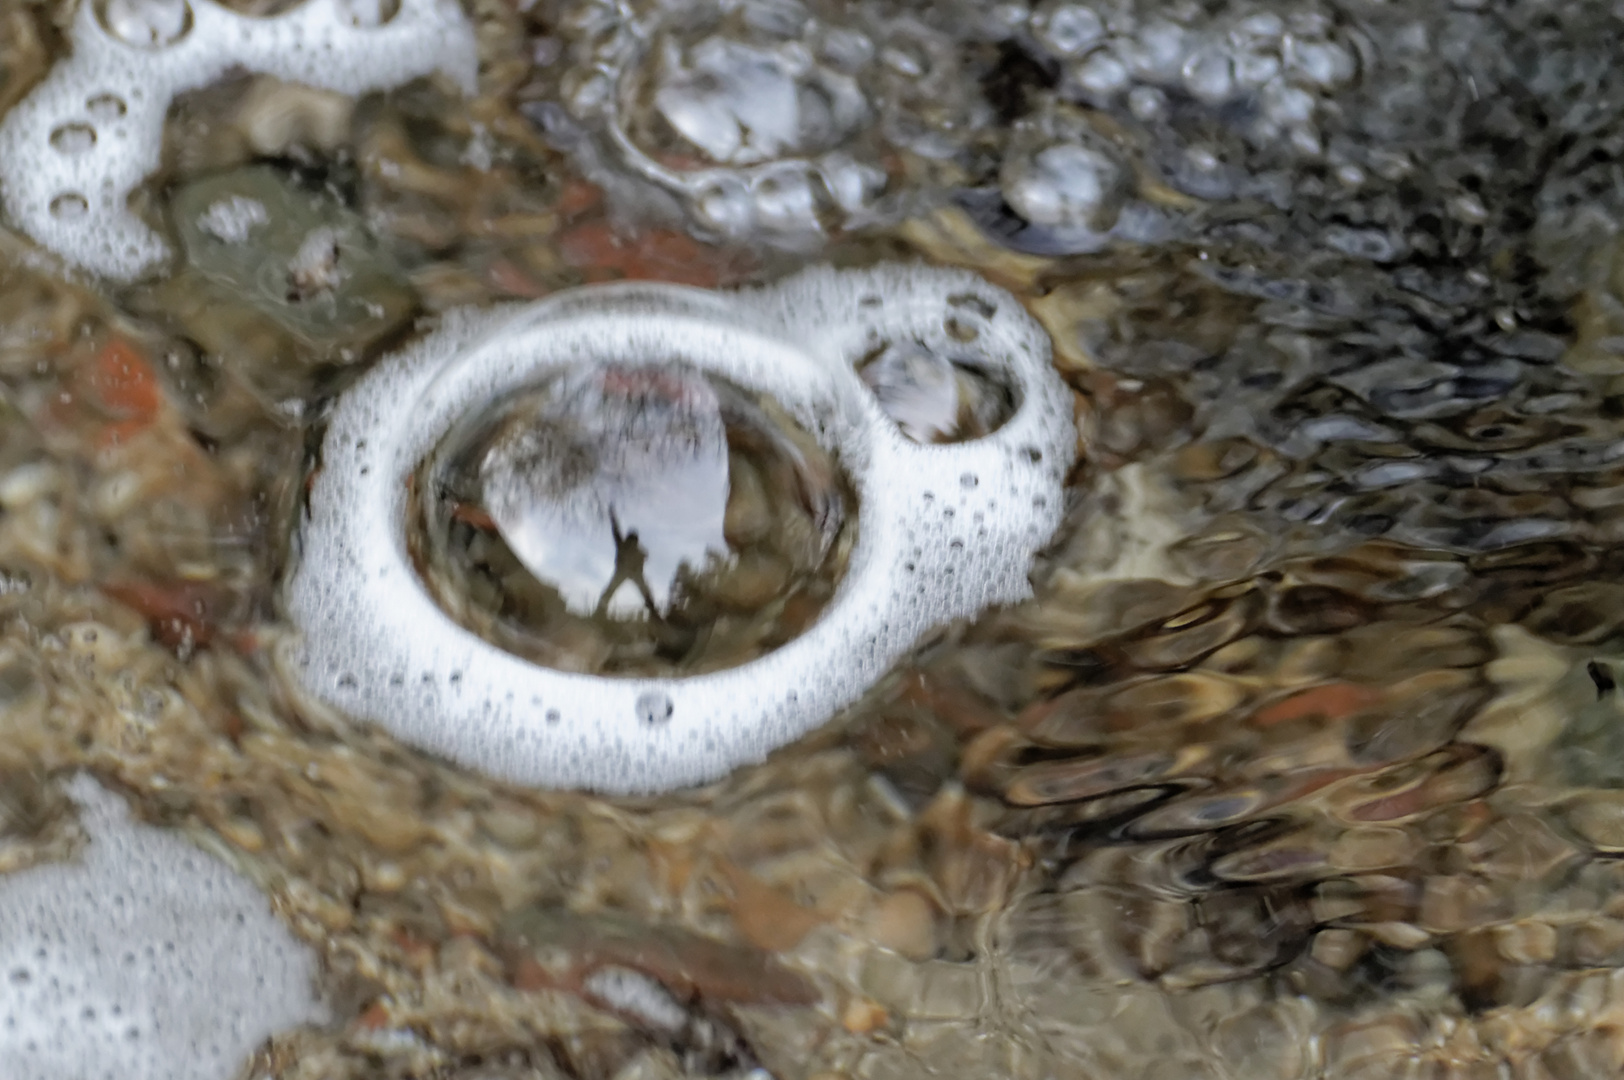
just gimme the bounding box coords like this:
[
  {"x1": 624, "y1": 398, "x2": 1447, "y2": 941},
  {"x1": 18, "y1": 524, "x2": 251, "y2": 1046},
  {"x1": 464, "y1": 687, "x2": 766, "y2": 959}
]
[{"x1": 7, "y1": 0, "x2": 1624, "y2": 1077}]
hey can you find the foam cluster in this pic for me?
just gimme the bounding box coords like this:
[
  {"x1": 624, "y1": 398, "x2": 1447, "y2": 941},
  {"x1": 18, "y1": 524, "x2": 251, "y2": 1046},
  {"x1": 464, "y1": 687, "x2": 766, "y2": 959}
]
[
  {"x1": 285, "y1": 265, "x2": 1075, "y2": 794},
  {"x1": 545, "y1": 0, "x2": 954, "y2": 241},
  {"x1": 0, "y1": 776, "x2": 323, "y2": 1080},
  {"x1": 1027, "y1": 0, "x2": 1358, "y2": 155},
  {"x1": 0, "y1": 0, "x2": 476, "y2": 280}
]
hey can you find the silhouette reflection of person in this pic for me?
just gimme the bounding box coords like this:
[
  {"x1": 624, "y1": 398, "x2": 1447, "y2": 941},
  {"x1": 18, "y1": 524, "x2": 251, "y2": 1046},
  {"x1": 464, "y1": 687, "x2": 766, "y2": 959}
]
[{"x1": 595, "y1": 508, "x2": 659, "y2": 619}]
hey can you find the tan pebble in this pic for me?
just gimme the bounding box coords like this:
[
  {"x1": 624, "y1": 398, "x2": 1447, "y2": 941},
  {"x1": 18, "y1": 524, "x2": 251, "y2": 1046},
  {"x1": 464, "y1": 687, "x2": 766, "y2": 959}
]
[
  {"x1": 215, "y1": 814, "x2": 265, "y2": 853},
  {"x1": 723, "y1": 454, "x2": 773, "y2": 547},
  {"x1": 1568, "y1": 917, "x2": 1624, "y2": 967},
  {"x1": 366, "y1": 860, "x2": 407, "y2": 893},
  {"x1": 863, "y1": 889, "x2": 939, "y2": 961},
  {"x1": 841, "y1": 997, "x2": 889, "y2": 1035},
  {"x1": 282, "y1": 878, "x2": 353, "y2": 932},
  {"x1": 1212, "y1": 1004, "x2": 1306, "y2": 1080},
  {"x1": 1170, "y1": 439, "x2": 1258, "y2": 483},
  {"x1": 1420, "y1": 875, "x2": 1511, "y2": 934},
  {"x1": 0, "y1": 463, "x2": 59, "y2": 509},
  {"x1": 1365, "y1": 922, "x2": 1432, "y2": 950},
  {"x1": 1330, "y1": 827, "x2": 1417, "y2": 873},
  {"x1": 238, "y1": 78, "x2": 353, "y2": 157},
  {"x1": 1563, "y1": 791, "x2": 1624, "y2": 852},
  {"x1": 711, "y1": 551, "x2": 790, "y2": 612},
  {"x1": 1126, "y1": 596, "x2": 1255, "y2": 670},
  {"x1": 1324, "y1": 1015, "x2": 1425, "y2": 1069},
  {"x1": 1536, "y1": 1027, "x2": 1624, "y2": 1080},
  {"x1": 722, "y1": 791, "x2": 826, "y2": 865},
  {"x1": 1272, "y1": 636, "x2": 1347, "y2": 685},
  {"x1": 1458, "y1": 813, "x2": 1581, "y2": 882},
  {"x1": 1310, "y1": 928, "x2": 1368, "y2": 971},
  {"x1": 1169, "y1": 528, "x2": 1269, "y2": 581},
  {"x1": 720, "y1": 862, "x2": 826, "y2": 952},
  {"x1": 1102, "y1": 671, "x2": 1247, "y2": 727},
  {"x1": 1446, "y1": 929, "x2": 1503, "y2": 1003},
  {"x1": 478, "y1": 803, "x2": 542, "y2": 848},
  {"x1": 1495, "y1": 921, "x2": 1558, "y2": 964},
  {"x1": 1027, "y1": 280, "x2": 1116, "y2": 371}
]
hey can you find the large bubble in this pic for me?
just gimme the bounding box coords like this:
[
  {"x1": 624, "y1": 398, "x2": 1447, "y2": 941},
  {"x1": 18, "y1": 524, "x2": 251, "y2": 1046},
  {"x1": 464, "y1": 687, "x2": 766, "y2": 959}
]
[{"x1": 284, "y1": 265, "x2": 1075, "y2": 794}]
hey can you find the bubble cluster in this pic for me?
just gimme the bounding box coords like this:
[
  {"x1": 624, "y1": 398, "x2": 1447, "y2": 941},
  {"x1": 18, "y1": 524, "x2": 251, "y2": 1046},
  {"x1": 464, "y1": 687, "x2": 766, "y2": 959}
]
[
  {"x1": 530, "y1": 0, "x2": 995, "y2": 242},
  {"x1": 0, "y1": 0, "x2": 476, "y2": 279},
  {"x1": 285, "y1": 265, "x2": 1075, "y2": 794},
  {"x1": 1024, "y1": 0, "x2": 1357, "y2": 154},
  {"x1": 0, "y1": 776, "x2": 323, "y2": 1080}
]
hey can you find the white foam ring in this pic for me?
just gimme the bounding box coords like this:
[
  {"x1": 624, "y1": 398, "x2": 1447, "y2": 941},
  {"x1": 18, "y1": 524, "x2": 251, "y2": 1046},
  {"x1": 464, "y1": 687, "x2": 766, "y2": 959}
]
[
  {"x1": 0, "y1": 776, "x2": 324, "y2": 1080},
  {"x1": 285, "y1": 265, "x2": 1075, "y2": 794},
  {"x1": 0, "y1": 0, "x2": 477, "y2": 280}
]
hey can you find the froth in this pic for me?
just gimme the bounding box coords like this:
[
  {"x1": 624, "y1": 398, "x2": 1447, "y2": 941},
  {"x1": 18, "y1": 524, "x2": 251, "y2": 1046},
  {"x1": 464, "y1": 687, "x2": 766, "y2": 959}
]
[
  {"x1": 284, "y1": 265, "x2": 1075, "y2": 794},
  {"x1": 0, "y1": 0, "x2": 476, "y2": 280},
  {"x1": 0, "y1": 775, "x2": 324, "y2": 1080}
]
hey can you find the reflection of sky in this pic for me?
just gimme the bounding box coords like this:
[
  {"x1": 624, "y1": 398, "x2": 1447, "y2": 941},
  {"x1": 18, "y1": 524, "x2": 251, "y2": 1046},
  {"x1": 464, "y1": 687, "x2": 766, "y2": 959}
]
[
  {"x1": 860, "y1": 344, "x2": 961, "y2": 443},
  {"x1": 481, "y1": 363, "x2": 731, "y2": 618}
]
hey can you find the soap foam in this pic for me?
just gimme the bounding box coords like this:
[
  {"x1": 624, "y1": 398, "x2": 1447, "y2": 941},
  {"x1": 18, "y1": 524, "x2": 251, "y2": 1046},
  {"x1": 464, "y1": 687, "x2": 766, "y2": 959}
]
[
  {"x1": 0, "y1": 776, "x2": 324, "y2": 1080},
  {"x1": 284, "y1": 265, "x2": 1075, "y2": 794},
  {"x1": 0, "y1": 0, "x2": 476, "y2": 280}
]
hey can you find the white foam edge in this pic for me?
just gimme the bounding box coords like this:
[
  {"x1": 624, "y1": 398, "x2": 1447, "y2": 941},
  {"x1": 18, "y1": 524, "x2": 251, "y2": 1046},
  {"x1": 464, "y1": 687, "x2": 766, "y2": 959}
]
[
  {"x1": 0, "y1": 774, "x2": 324, "y2": 1080},
  {"x1": 283, "y1": 265, "x2": 1073, "y2": 794},
  {"x1": 0, "y1": 0, "x2": 477, "y2": 280}
]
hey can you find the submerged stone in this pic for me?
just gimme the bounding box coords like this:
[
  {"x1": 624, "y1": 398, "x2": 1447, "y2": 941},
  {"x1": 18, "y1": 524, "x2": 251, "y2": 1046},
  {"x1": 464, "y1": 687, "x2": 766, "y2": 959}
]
[{"x1": 140, "y1": 165, "x2": 416, "y2": 382}]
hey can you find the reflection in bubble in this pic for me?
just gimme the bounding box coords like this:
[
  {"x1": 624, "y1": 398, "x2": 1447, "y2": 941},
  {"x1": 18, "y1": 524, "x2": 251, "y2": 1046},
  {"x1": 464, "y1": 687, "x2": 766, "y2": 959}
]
[
  {"x1": 415, "y1": 361, "x2": 855, "y2": 677},
  {"x1": 857, "y1": 341, "x2": 1016, "y2": 444}
]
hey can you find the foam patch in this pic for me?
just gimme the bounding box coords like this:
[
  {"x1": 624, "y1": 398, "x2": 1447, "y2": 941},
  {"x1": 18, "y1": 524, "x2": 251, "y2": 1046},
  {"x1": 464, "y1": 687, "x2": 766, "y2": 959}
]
[
  {"x1": 285, "y1": 265, "x2": 1075, "y2": 794},
  {"x1": 0, "y1": 776, "x2": 324, "y2": 1080},
  {"x1": 0, "y1": 0, "x2": 476, "y2": 280}
]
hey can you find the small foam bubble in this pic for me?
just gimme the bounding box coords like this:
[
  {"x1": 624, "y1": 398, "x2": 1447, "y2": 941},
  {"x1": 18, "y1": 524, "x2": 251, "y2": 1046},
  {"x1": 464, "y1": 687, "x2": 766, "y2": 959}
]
[
  {"x1": 0, "y1": 776, "x2": 323, "y2": 1080},
  {"x1": 285, "y1": 266, "x2": 1074, "y2": 794},
  {"x1": 0, "y1": 0, "x2": 476, "y2": 279}
]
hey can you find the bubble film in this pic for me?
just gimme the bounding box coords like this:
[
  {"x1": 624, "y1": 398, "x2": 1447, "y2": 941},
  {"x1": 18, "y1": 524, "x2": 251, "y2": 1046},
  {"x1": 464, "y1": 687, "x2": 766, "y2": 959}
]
[
  {"x1": 0, "y1": 776, "x2": 323, "y2": 1080},
  {"x1": 285, "y1": 265, "x2": 1074, "y2": 793},
  {"x1": 0, "y1": 0, "x2": 476, "y2": 280}
]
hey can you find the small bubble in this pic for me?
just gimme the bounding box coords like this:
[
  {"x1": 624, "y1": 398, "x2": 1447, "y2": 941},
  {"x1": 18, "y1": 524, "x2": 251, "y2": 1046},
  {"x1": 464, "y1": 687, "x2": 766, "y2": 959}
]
[
  {"x1": 960, "y1": 472, "x2": 978, "y2": 488},
  {"x1": 49, "y1": 123, "x2": 97, "y2": 155},
  {"x1": 635, "y1": 690, "x2": 674, "y2": 724},
  {"x1": 49, "y1": 193, "x2": 88, "y2": 220},
  {"x1": 95, "y1": 0, "x2": 193, "y2": 47}
]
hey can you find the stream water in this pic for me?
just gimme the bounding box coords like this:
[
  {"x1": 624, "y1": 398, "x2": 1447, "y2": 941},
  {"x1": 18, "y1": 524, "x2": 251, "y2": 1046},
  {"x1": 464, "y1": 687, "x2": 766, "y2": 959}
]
[{"x1": 5, "y1": 0, "x2": 1624, "y2": 1077}]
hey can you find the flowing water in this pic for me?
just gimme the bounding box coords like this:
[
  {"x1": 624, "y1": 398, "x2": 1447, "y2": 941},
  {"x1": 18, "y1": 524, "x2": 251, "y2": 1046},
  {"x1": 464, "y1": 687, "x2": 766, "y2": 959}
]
[{"x1": 5, "y1": 0, "x2": 1624, "y2": 1077}]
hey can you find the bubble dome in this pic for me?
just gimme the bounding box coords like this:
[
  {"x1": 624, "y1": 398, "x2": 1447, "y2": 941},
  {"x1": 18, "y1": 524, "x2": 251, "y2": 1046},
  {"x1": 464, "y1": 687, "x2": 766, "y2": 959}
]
[{"x1": 285, "y1": 264, "x2": 1076, "y2": 794}]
